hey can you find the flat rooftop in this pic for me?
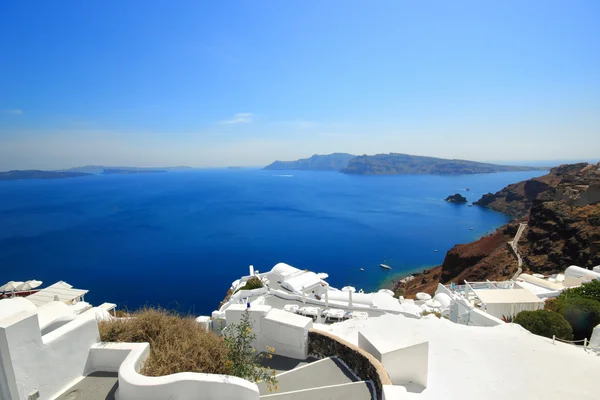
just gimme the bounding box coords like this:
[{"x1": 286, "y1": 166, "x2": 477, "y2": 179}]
[{"x1": 320, "y1": 314, "x2": 600, "y2": 399}]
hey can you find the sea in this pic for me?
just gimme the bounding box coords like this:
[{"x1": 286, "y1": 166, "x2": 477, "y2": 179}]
[{"x1": 0, "y1": 169, "x2": 547, "y2": 315}]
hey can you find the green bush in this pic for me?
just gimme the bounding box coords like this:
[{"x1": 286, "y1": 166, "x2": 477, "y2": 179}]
[
  {"x1": 224, "y1": 309, "x2": 278, "y2": 392},
  {"x1": 556, "y1": 279, "x2": 600, "y2": 303},
  {"x1": 393, "y1": 287, "x2": 405, "y2": 299},
  {"x1": 235, "y1": 276, "x2": 263, "y2": 293},
  {"x1": 557, "y1": 297, "x2": 600, "y2": 341},
  {"x1": 513, "y1": 310, "x2": 573, "y2": 340}
]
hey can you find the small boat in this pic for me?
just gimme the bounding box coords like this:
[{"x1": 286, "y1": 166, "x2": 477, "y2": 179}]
[
  {"x1": 469, "y1": 227, "x2": 474, "y2": 230},
  {"x1": 434, "y1": 249, "x2": 438, "y2": 252},
  {"x1": 379, "y1": 264, "x2": 392, "y2": 270},
  {"x1": 360, "y1": 268, "x2": 364, "y2": 271},
  {"x1": 467, "y1": 204, "x2": 473, "y2": 207},
  {"x1": 466, "y1": 188, "x2": 470, "y2": 191}
]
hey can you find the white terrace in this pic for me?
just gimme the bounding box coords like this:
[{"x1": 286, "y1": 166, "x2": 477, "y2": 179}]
[{"x1": 2, "y1": 265, "x2": 600, "y2": 400}]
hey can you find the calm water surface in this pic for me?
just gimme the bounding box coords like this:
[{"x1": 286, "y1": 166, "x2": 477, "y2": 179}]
[{"x1": 0, "y1": 169, "x2": 546, "y2": 314}]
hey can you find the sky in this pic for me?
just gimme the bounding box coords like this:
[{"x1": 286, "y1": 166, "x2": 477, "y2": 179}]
[{"x1": 1, "y1": 1, "x2": 599, "y2": 169}]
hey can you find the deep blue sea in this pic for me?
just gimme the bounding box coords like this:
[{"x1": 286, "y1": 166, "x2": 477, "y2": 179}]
[{"x1": 0, "y1": 169, "x2": 546, "y2": 314}]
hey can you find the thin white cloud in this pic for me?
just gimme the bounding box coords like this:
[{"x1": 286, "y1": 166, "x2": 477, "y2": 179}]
[
  {"x1": 319, "y1": 132, "x2": 363, "y2": 138},
  {"x1": 4, "y1": 109, "x2": 23, "y2": 115},
  {"x1": 220, "y1": 112, "x2": 253, "y2": 124}
]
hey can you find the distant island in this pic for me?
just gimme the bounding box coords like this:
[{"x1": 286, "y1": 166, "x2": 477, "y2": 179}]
[
  {"x1": 341, "y1": 153, "x2": 547, "y2": 175},
  {"x1": 445, "y1": 193, "x2": 468, "y2": 203},
  {"x1": 263, "y1": 152, "x2": 547, "y2": 175},
  {"x1": 0, "y1": 170, "x2": 91, "y2": 181},
  {"x1": 101, "y1": 169, "x2": 166, "y2": 175},
  {"x1": 63, "y1": 165, "x2": 191, "y2": 174},
  {"x1": 263, "y1": 153, "x2": 355, "y2": 171}
]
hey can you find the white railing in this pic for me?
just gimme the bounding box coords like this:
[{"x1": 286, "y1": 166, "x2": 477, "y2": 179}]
[{"x1": 551, "y1": 335, "x2": 600, "y2": 352}]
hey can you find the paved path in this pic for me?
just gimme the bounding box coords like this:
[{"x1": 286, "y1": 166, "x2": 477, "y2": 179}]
[
  {"x1": 510, "y1": 223, "x2": 527, "y2": 280},
  {"x1": 55, "y1": 372, "x2": 118, "y2": 400},
  {"x1": 257, "y1": 356, "x2": 373, "y2": 399}
]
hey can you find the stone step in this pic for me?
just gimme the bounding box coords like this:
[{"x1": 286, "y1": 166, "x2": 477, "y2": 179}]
[
  {"x1": 259, "y1": 381, "x2": 373, "y2": 400},
  {"x1": 257, "y1": 357, "x2": 358, "y2": 395}
]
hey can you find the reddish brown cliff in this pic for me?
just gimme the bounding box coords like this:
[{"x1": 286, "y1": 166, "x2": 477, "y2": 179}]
[{"x1": 397, "y1": 162, "x2": 600, "y2": 298}]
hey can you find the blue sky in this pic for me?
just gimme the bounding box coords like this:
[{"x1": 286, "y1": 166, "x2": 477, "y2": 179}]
[{"x1": 1, "y1": 1, "x2": 599, "y2": 169}]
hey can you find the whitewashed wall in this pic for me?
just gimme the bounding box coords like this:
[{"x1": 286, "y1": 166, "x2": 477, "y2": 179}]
[
  {"x1": 225, "y1": 304, "x2": 312, "y2": 359},
  {"x1": 97, "y1": 342, "x2": 261, "y2": 400},
  {"x1": 0, "y1": 309, "x2": 99, "y2": 400}
]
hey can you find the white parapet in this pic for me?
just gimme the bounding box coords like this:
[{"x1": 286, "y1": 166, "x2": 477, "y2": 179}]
[
  {"x1": 261, "y1": 308, "x2": 312, "y2": 359},
  {"x1": 224, "y1": 304, "x2": 313, "y2": 360},
  {"x1": 195, "y1": 316, "x2": 211, "y2": 331},
  {"x1": 0, "y1": 309, "x2": 100, "y2": 400},
  {"x1": 112, "y1": 342, "x2": 260, "y2": 400},
  {"x1": 358, "y1": 328, "x2": 429, "y2": 389}
]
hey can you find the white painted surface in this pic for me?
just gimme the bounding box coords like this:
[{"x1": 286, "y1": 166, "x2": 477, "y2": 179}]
[
  {"x1": 565, "y1": 265, "x2": 600, "y2": 281},
  {"x1": 225, "y1": 304, "x2": 312, "y2": 359},
  {"x1": 26, "y1": 282, "x2": 88, "y2": 307},
  {"x1": 590, "y1": 324, "x2": 600, "y2": 348},
  {"x1": 116, "y1": 341, "x2": 260, "y2": 400},
  {"x1": 0, "y1": 297, "x2": 37, "y2": 322},
  {"x1": 262, "y1": 308, "x2": 312, "y2": 359},
  {"x1": 195, "y1": 316, "x2": 211, "y2": 331},
  {"x1": 358, "y1": 330, "x2": 428, "y2": 388},
  {"x1": 382, "y1": 385, "x2": 408, "y2": 399},
  {"x1": 466, "y1": 308, "x2": 504, "y2": 327},
  {"x1": 0, "y1": 309, "x2": 99, "y2": 400},
  {"x1": 319, "y1": 313, "x2": 600, "y2": 399}
]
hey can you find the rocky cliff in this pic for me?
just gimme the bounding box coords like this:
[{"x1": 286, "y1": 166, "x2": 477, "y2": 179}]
[{"x1": 396, "y1": 162, "x2": 600, "y2": 298}]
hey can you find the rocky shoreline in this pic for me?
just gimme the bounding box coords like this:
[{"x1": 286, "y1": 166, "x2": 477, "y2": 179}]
[{"x1": 395, "y1": 162, "x2": 600, "y2": 298}]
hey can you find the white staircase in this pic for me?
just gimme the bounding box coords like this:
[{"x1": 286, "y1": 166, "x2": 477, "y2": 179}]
[{"x1": 257, "y1": 357, "x2": 374, "y2": 400}]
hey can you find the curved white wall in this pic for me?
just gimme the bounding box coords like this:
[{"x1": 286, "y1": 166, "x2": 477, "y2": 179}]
[{"x1": 115, "y1": 342, "x2": 260, "y2": 400}]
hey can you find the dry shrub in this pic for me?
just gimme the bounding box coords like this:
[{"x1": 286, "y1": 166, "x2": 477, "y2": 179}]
[{"x1": 99, "y1": 307, "x2": 232, "y2": 377}]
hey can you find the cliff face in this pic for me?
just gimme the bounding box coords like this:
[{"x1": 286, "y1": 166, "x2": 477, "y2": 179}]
[
  {"x1": 341, "y1": 153, "x2": 545, "y2": 175},
  {"x1": 521, "y1": 200, "x2": 600, "y2": 273},
  {"x1": 397, "y1": 162, "x2": 600, "y2": 298}
]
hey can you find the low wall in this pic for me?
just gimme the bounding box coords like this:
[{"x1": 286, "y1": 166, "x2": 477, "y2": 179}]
[
  {"x1": 225, "y1": 305, "x2": 312, "y2": 359},
  {"x1": 308, "y1": 329, "x2": 391, "y2": 400},
  {"x1": 115, "y1": 342, "x2": 260, "y2": 400},
  {"x1": 467, "y1": 308, "x2": 504, "y2": 327},
  {"x1": 0, "y1": 309, "x2": 100, "y2": 400}
]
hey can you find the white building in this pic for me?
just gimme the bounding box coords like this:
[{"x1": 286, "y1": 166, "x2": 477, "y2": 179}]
[{"x1": 2, "y1": 266, "x2": 600, "y2": 400}]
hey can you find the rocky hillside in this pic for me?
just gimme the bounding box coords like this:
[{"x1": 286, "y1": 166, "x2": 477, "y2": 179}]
[
  {"x1": 341, "y1": 153, "x2": 545, "y2": 175},
  {"x1": 263, "y1": 153, "x2": 356, "y2": 171},
  {"x1": 396, "y1": 162, "x2": 600, "y2": 298}
]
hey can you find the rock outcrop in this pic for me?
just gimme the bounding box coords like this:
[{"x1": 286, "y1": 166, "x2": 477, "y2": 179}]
[
  {"x1": 445, "y1": 193, "x2": 468, "y2": 203},
  {"x1": 397, "y1": 162, "x2": 600, "y2": 298}
]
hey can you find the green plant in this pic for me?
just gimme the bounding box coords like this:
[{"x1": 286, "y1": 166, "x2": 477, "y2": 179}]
[
  {"x1": 513, "y1": 310, "x2": 573, "y2": 340},
  {"x1": 393, "y1": 287, "x2": 405, "y2": 299},
  {"x1": 557, "y1": 297, "x2": 600, "y2": 341},
  {"x1": 224, "y1": 309, "x2": 278, "y2": 392},
  {"x1": 556, "y1": 279, "x2": 600, "y2": 303},
  {"x1": 98, "y1": 307, "x2": 232, "y2": 376},
  {"x1": 235, "y1": 277, "x2": 264, "y2": 293}
]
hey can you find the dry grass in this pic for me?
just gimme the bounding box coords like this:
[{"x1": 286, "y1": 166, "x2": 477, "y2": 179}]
[{"x1": 99, "y1": 307, "x2": 232, "y2": 377}]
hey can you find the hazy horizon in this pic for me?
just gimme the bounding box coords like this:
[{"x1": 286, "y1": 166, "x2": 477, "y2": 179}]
[{"x1": 1, "y1": 1, "x2": 599, "y2": 170}]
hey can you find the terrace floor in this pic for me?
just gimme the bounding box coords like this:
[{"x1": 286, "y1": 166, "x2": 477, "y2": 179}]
[{"x1": 55, "y1": 371, "x2": 118, "y2": 400}]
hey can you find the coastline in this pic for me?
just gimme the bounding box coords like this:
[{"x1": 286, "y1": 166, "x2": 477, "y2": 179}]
[{"x1": 377, "y1": 265, "x2": 438, "y2": 291}]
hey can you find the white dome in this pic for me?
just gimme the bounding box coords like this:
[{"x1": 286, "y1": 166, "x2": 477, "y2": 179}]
[
  {"x1": 416, "y1": 292, "x2": 432, "y2": 301},
  {"x1": 433, "y1": 293, "x2": 452, "y2": 308},
  {"x1": 271, "y1": 263, "x2": 300, "y2": 277},
  {"x1": 398, "y1": 303, "x2": 423, "y2": 317}
]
